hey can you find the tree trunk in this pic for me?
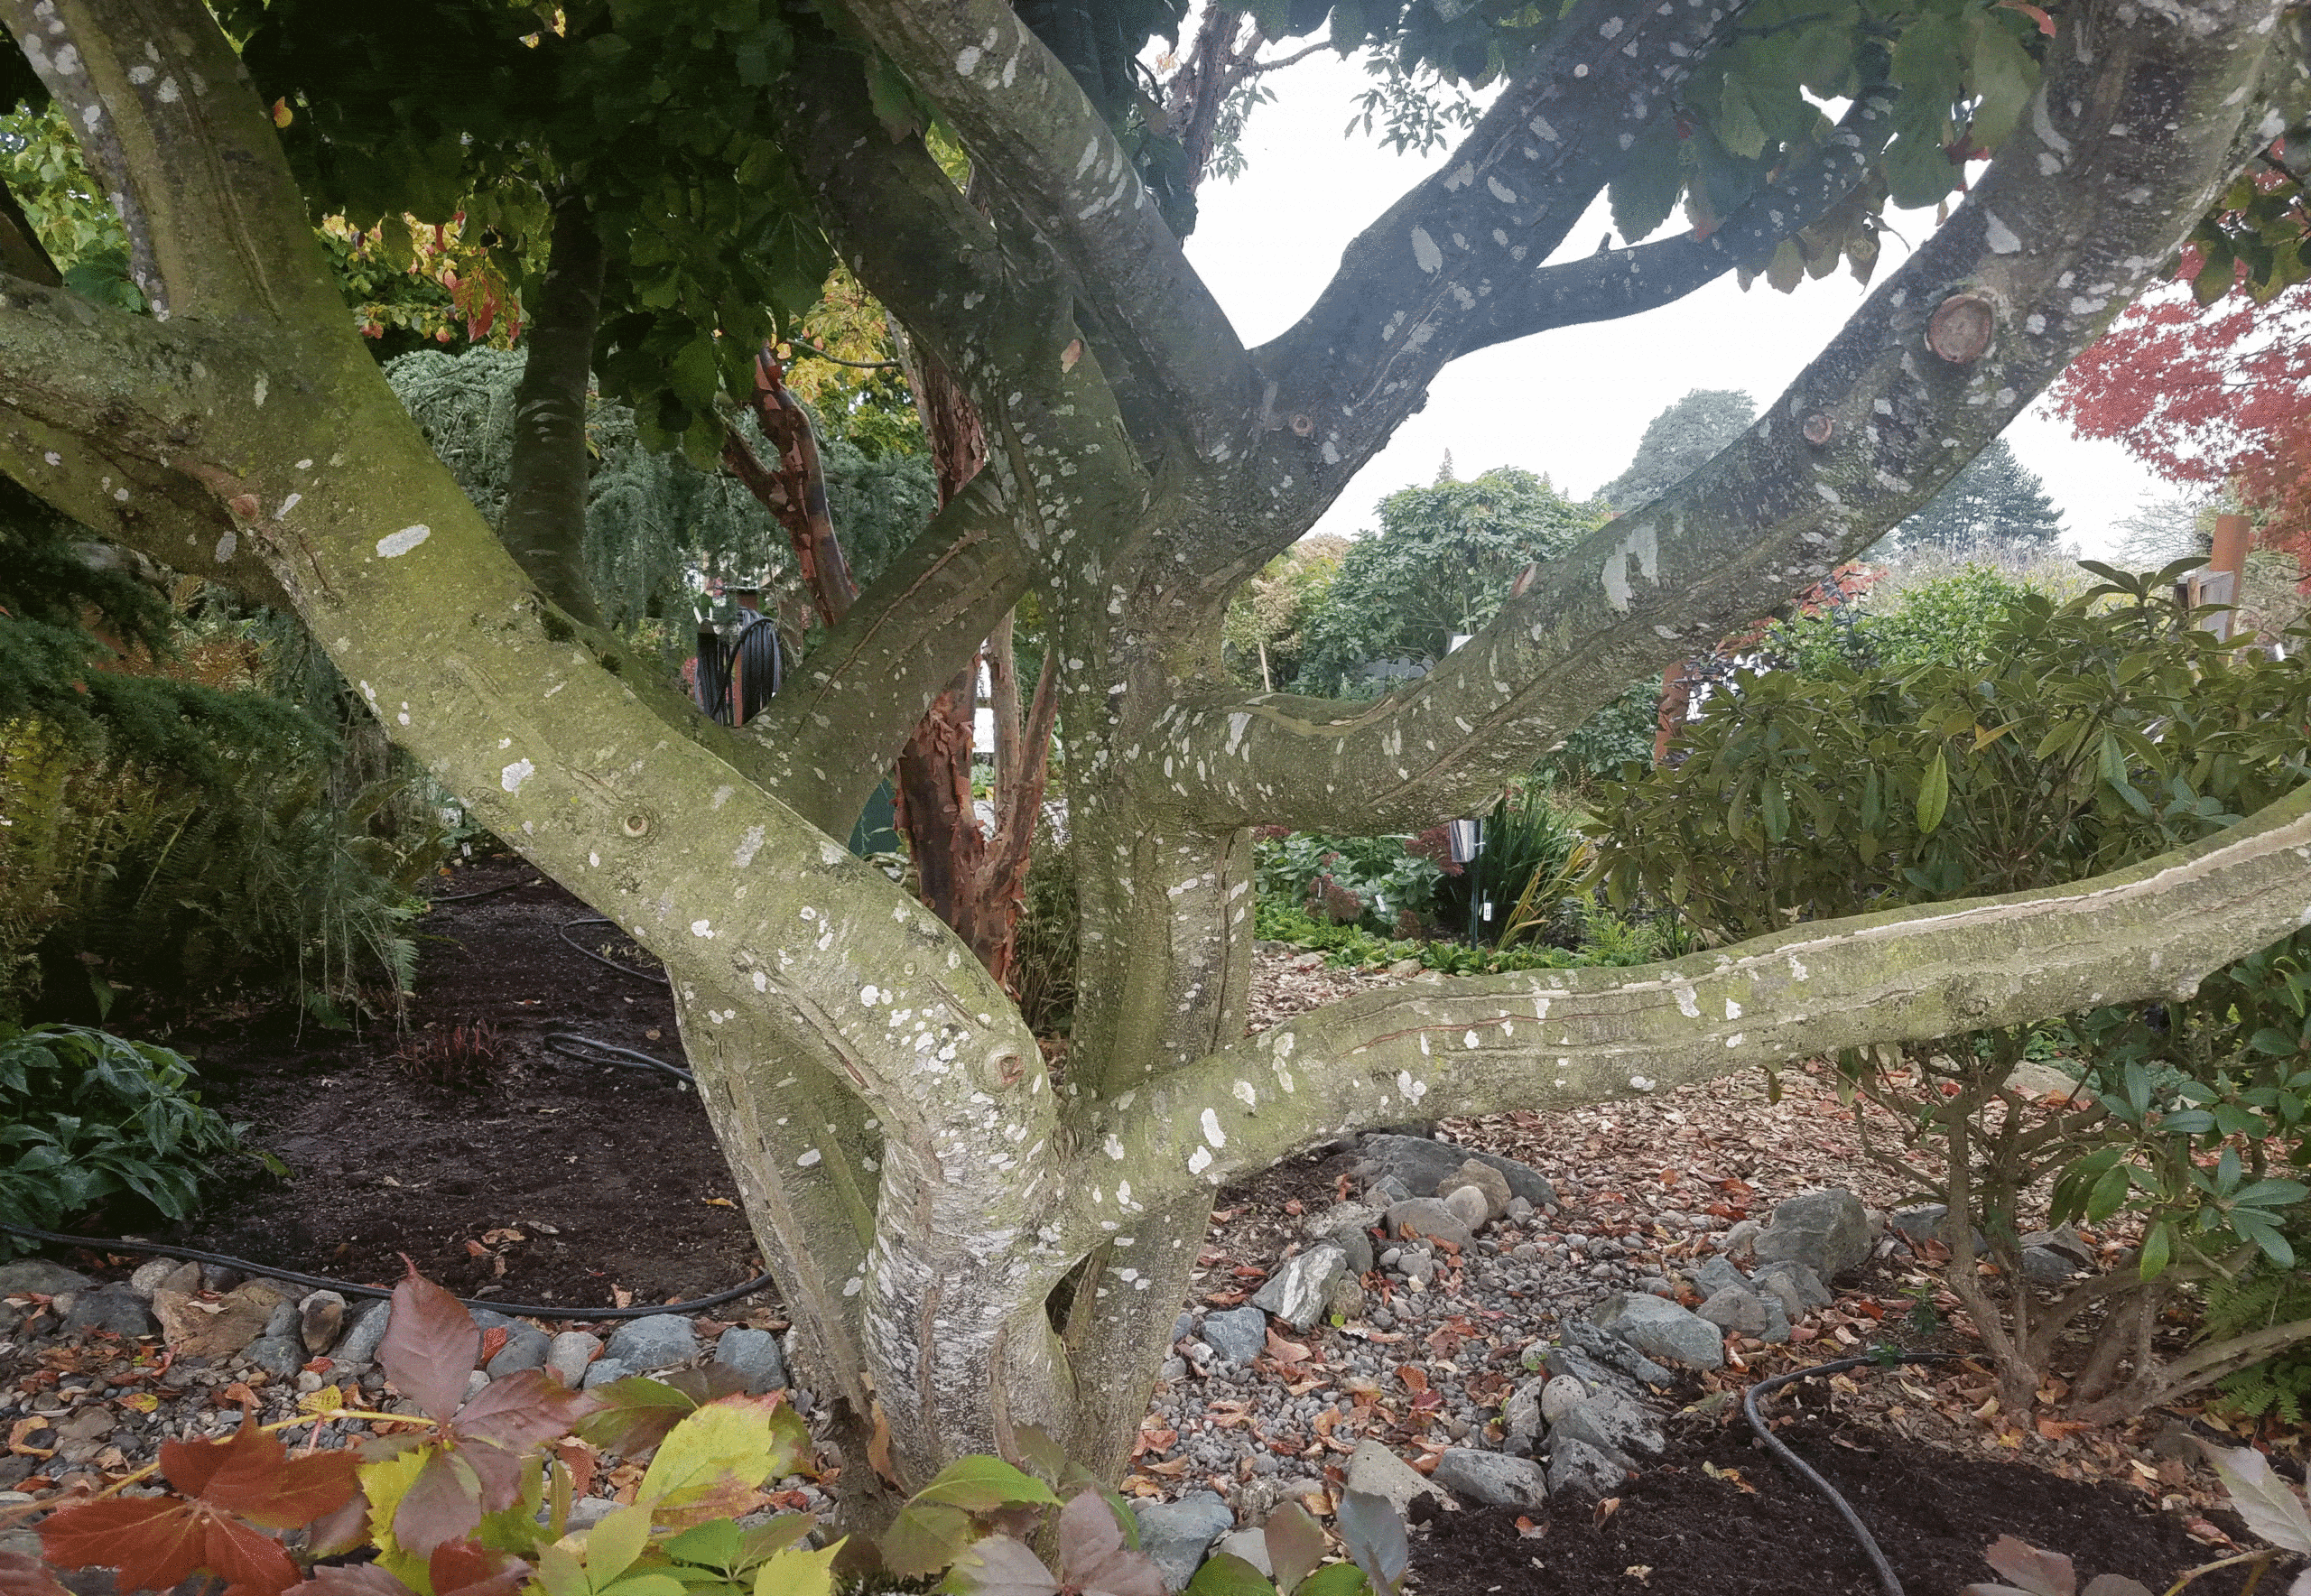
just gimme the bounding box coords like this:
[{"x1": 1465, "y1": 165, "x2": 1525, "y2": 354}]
[{"x1": 498, "y1": 191, "x2": 606, "y2": 628}]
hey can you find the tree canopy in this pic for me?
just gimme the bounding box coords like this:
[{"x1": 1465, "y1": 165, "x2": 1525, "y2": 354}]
[
  {"x1": 1600, "y1": 388, "x2": 1757, "y2": 512},
  {"x1": 1876, "y1": 435, "x2": 2067, "y2": 557},
  {"x1": 1, "y1": 0, "x2": 2308, "y2": 1517}
]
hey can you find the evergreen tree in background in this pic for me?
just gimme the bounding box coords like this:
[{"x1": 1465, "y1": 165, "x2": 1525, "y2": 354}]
[
  {"x1": 1882, "y1": 437, "x2": 2067, "y2": 556},
  {"x1": 1601, "y1": 388, "x2": 1757, "y2": 510},
  {"x1": 1299, "y1": 467, "x2": 1607, "y2": 693}
]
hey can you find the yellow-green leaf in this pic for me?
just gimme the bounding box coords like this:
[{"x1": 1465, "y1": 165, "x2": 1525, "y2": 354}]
[
  {"x1": 641, "y1": 1400, "x2": 782, "y2": 1510},
  {"x1": 752, "y1": 1542, "x2": 843, "y2": 1596},
  {"x1": 1915, "y1": 748, "x2": 1949, "y2": 835},
  {"x1": 585, "y1": 1504, "x2": 657, "y2": 1586}
]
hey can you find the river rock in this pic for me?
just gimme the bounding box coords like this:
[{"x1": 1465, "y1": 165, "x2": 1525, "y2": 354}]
[
  {"x1": 336, "y1": 1297, "x2": 393, "y2": 1365},
  {"x1": 61, "y1": 1283, "x2": 157, "y2": 1340},
  {"x1": 712, "y1": 1327, "x2": 787, "y2": 1393},
  {"x1": 1132, "y1": 1492, "x2": 1233, "y2": 1593},
  {"x1": 2021, "y1": 1247, "x2": 2079, "y2": 1285},
  {"x1": 1555, "y1": 1325, "x2": 1674, "y2": 1390},
  {"x1": 1441, "y1": 1184, "x2": 1491, "y2": 1232},
  {"x1": 1585, "y1": 1293, "x2": 1725, "y2": 1370},
  {"x1": 1688, "y1": 1255, "x2": 1750, "y2": 1298},
  {"x1": 153, "y1": 1279, "x2": 292, "y2": 1359},
  {"x1": 127, "y1": 1259, "x2": 177, "y2": 1299},
  {"x1": 1439, "y1": 1160, "x2": 1513, "y2": 1222},
  {"x1": 1358, "y1": 1134, "x2": 1556, "y2": 1206},
  {"x1": 1545, "y1": 1437, "x2": 1629, "y2": 1500},
  {"x1": 1385, "y1": 1198, "x2": 1473, "y2": 1251},
  {"x1": 1202, "y1": 1305, "x2": 1268, "y2": 1364},
  {"x1": 1550, "y1": 1394, "x2": 1666, "y2": 1464},
  {"x1": 487, "y1": 1328, "x2": 552, "y2": 1378},
  {"x1": 1344, "y1": 1440, "x2": 1445, "y2": 1515},
  {"x1": 1697, "y1": 1285, "x2": 1789, "y2": 1343},
  {"x1": 300, "y1": 1291, "x2": 347, "y2": 1355},
  {"x1": 1540, "y1": 1375, "x2": 1590, "y2": 1426},
  {"x1": 0, "y1": 1261, "x2": 94, "y2": 1296},
  {"x1": 1252, "y1": 1246, "x2": 1349, "y2": 1332},
  {"x1": 603, "y1": 1313, "x2": 696, "y2": 1372},
  {"x1": 1433, "y1": 1448, "x2": 1547, "y2": 1509},
  {"x1": 1754, "y1": 1189, "x2": 1870, "y2": 1281},
  {"x1": 1750, "y1": 1260, "x2": 1832, "y2": 1318},
  {"x1": 244, "y1": 1334, "x2": 306, "y2": 1378},
  {"x1": 548, "y1": 1331, "x2": 601, "y2": 1387},
  {"x1": 581, "y1": 1358, "x2": 633, "y2": 1390}
]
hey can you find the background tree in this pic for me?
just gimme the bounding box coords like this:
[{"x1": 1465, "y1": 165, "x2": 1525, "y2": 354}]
[
  {"x1": 1, "y1": 0, "x2": 2308, "y2": 1521},
  {"x1": 1221, "y1": 535, "x2": 1344, "y2": 691},
  {"x1": 1298, "y1": 468, "x2": 1606, "y2": 694},
  {"x1": 1599, "y1": 388, "x2": 1756, "y2": 511},
  {"x1": 1875, "y1": 435, "x2": 2067, "y2": 557}
]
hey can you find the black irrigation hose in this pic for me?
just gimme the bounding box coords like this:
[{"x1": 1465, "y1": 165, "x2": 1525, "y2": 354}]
[
  {"x1": 0, "y1": 1221, "x2": 777, "y2": 1320},
  {"x1": 1742, "y1": 1350, "x2": 1964, "y2": 1596},
  {"x1": 425, "y1": 876, "x2": 545, "y2": 905},
  {"x1": 558, "y1": 916, "x2": 670, "y2": 986},
  {"x1": 543, "y1": 1031, "x2": 694, "y2": 1085}
]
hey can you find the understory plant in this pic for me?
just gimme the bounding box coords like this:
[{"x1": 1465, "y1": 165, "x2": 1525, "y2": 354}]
[
  {"x1": 1591, "y1": 565, "x2": 2311, "y2": 1418},
  {"x1": 15, "y1": 1267, "x2": 1406, "y2": 1596},
  {"x1": 0, "y1": 1023, "x2": 276, "y2": 1252}
]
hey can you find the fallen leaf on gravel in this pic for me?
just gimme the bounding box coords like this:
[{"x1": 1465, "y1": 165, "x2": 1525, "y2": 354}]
[
  {"x1": 1397, "y1": 1367, "x2": 1428, "y2": 1394},
  {"x1": 7, "y1": 1420, "x2": 52, "y2": 1459},
  {"x1": 1266, "y1": 1330, "x2": 1312, "y2": 1366}
]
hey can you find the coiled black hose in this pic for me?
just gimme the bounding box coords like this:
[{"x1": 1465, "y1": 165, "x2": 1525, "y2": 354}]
[
  {"x1": 557, "y1": 916, "x2": 670, "y2": 986},
  {"x1": 543, "y1": 1031, "x2": 693, "y2": 1084},
  {"x1": 1741, "y1": 1350, "x2": 1963, "y2": 1596}
]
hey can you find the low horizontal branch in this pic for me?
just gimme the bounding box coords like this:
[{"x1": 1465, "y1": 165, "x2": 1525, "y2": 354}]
[{"x1": 1081, "y1": 779, "x2": 2311, "y2": 1218}]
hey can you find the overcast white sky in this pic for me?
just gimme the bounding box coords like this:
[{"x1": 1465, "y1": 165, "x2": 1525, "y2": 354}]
[{"x1": 1179, "y1": 52, "x2": 2169, "y2": 561}]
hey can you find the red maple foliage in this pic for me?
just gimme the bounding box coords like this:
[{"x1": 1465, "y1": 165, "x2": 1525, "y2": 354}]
[{"x1": 2049, "y1": 215, "x2": 2311, "y2": 565}]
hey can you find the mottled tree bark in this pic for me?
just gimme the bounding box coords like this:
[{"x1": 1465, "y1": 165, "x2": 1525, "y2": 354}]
[{"x1": 498, "y1": 192, "x2": 606, "y2": 628}]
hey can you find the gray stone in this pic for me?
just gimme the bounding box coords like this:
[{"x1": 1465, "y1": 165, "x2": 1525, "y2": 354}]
[
  {"x1": 60, "y1": 1283, "x2": 157, "y2": 1340},
  {"x1": 0, "y1": 1261, "x2": 94, "y2": 1296},
  {"x1": 1585, "y1": 1294, "x2": 1725, "y2": 1370},
  {"x1": 1755, "y1": 1189, "x2": 1870, "y2": 1281},
  {"x1": 1365, "y1": 1174, "x2": 1414, "y2": 1206},
  {"x1": 1751, "y1": 1260, "x2": 1832, "y2": 1317},
  {"x1": 581, "y1": 1358, "x2": 633, "y2": 1390},
  {"x1": 1359, "y1": 1134, "x2": 1556, "y2": 1206},
  {"x1": 1551, "y1": 1396, "x2": 1665, "y2": 1463},
  {"x1": 1689, "y1": 1256, "x2": 1750, "y2": 1298},
  {"x1": 1696, "y1": 1285, "x2": 1776, "y2": 1340},
  {"x1": 466, "y1": 1369, "x2": 491, "y2": 1400},
  {"x1": 1889, "y1": 1204, "x2": 1985, "y2": 1250},
  {"x1": 1343, "y1": 1440, "x2": 1445, "y2": 1516},
  {"x1": 128, "y1": 1259, "x2": 177, "y2": 1299},
  {"x1": 1540, "y1": 1376, "x2": 1590, "y2": 1427},
  {"x1": 2021, "y1": 1223, "x2": 2095, "y2": 1267},
  {"x1": 1385, "y1": 1198, "x2": 1473, "y2": 1251},
  {"x1": 244, "y1": 1334, "x2": 306, "y2": 1378},
  {"x1": 264, "y1": 1300, "x2": 300, "y2": 1341},
  {"x1": 1441, "y1": 1160, "x2": 1513, "y2": 1221},
  {"x1": 603, "y1": 1313, "x2": 696, "y2": 1373},
  {"x1": 1400, "y1": 1251, "x2": 1438, "y2": 1288},
  {"x1": 1545, "y1": 1437, "x2": 1629, "y2": 1500},
  {"x1": 1325, "y1": 1273, "x2": 1365, "y2": 1323},
  {"x1": 487, "y1": 1328, "x2": 552, "y2": 1378},
  {"x1": 1213, "y1": 1530, "x2": 1272, "y2": 1577},
  {"x1": 337, "y1": 1298, "x2": 393, "y2": 1365},
  {"x1": 300, "y1": 1291, "x2": 347, "y2": 1356},
  {"x1": 1553, "y1": 1328, "x2": 1673, "y2": 1391},
  {"x1": 712, "y1": 1327, "x2": 787, "y2": 1393},
  {"x1": 1433, "y1": 1449, "x2": 1547, "y2": 1509},
  {"x1": 1502, "y1": 1377, "x2": 1547, "y2": 1439},
  {"x1": 1202, "y1": 1305, "x2": 1268, "y2": 1364},
  {"x1": 565, "y1": 1497, "x2": 620, "y2": 1532},
  {"x1": 1721, "y1": 1219, "x2": 1763, "y2": 1256},
  {"x1": 547, "y1": 1331, "x2": 601, "y2": 1387},
  {"x1": 1252, "y1": 1246, "x2": 1350, "y2": 1332},
  {"x1": 1330, "y1": 1225, "x2": 1377, "y2": 1276},
  {"x1": 1506, "y1": 1196, "x2": 1534, "y2": 1222},
  {"x1": 2021, "y1": 1247, "x2": 2078, "y2": 1285},
  {"x1": 1132, "y1": 1493, "x2": 1234, "y2": 1593},
  {"x1": 1441, "y1": 1184, "x2": 1491, "y2": 1232}
]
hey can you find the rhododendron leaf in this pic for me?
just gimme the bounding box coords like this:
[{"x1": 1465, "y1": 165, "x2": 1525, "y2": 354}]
[{"x1": 382, "y1": 1263, "x2": 481, "y2": 1423}]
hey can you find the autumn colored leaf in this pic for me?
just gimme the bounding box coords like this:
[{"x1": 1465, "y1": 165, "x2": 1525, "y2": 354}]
[
  {"x1": 40, "y1": 1495, "x2": 300, "y2": 1596},
  {"x1": 380, "y1": 1262, "x2": 480, "y2": 1423},
  {"x1": 393, "y1": 1445, "x2": 487, "y2": 1556},
  {"x1": 161, "y1": 1418, "x2": 363, "y2": 1529},
  {"x1": 0, "y1": 1551, "x2": 70, "y2": 1596},
  {"x1": 578, "y1": 1367, "x2": 749, "y2": 1456},
  {"x1": 1053, "y1": 1491, "x2": 1166, "y2": 1596},
  {"x1": 1396, "y1": 1366, "x2": 1428, "y2": 1395}
]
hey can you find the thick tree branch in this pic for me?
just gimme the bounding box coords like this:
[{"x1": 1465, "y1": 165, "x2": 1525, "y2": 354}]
[
  {"x1": 1091, "y1": 780, "x2": 2311, "y2": 1213},
  {"x1": 1219, "y1": 0, "x2": 1749, "y2": 548},
  {"x1": 1456, "y1": 76, "x2": 1898, "y2": 357},
  {"x1": 498, "y1": 191, "x2": 605, "y2": 628},
  {"x1": 829, "y1": 0, "x2": 1256, "y2": 438},
  {"x1": 1171, "y1": 0, "x2": 2295, "y2": 832},
  {"x1": 0, "y1": 0, "x2": 344, "y2": 327}
]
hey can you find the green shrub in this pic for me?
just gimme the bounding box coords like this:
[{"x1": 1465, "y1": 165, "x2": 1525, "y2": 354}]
[
  {"x1": 1011, "y1": 835, "x2": 1078, "y2": 1035},
  {"x1": 1253, "y1": 830, "x2": 1450, "y2": 934},
  {"x1": 0, "y1": 1024, "x2": 275, "y2": 1251},
  {"x1": 1588, "y1": 563, "x2": 2311, "y2": 1418}
]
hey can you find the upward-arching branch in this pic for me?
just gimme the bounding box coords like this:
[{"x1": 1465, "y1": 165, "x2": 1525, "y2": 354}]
[{"x1": 1164, "y1": 0, "x2": 2299, "y2": 833}]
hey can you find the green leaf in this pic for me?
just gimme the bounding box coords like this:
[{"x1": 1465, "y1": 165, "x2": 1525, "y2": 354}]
[
  {"x1": 908, "y1": 1457, "x2": 1062, "y2": 1513},
  {"x1": 599, "y1": 1578, "x2": 688, "y2": 1596},
  {"x1": 540, "y1": 1545, "x2": 592, "y2": 1596},
  {"x1": 752, "y1": 1543, "x2": 843, "y2": 1596},
  {"x1": 1965, "y1": 16, "x2": 2037, "y2": 149},
  {"x1": 1295, "y1": 1565, "x2": 1371, "y2": 1596},
  {"x1": 669, "y1": 334, "x2": 721, "y2": 409},
  {"x1": 2139, "y1": 1220, "x2": 2173, "y2": 1282},
  {"x1": 877, "y1": 1504, "x2": 976, "y2": 1578},
  {"x1": 664, "y1": 1520, "x2": 746, "y2": 1569},
  {"x1": 1883, "y1": 130, "x2": 1955, "y2": 209},
  {"x1": 585, "y1": 1505, "x2": 657, "y2": 1586},
  {"x1": 1714, "y1": 75, "x2": 1768, "y2": 162},
  {"x1": 1607, "y1": 119, "x2": 1684, "y2": 245},
  {"x1": 1915, "y1": 748, "x2": 1950, "y2": 835},
  {"x1": 1185, "y1": 1554, "x2": 1276, "y2": 1596},
  {"x1": 640, "y1": 1399, "x2": 788, "y2": 1511}
]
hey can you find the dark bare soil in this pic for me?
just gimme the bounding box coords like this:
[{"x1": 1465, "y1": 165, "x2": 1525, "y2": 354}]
[
  {"x1": 130, "y1": 856, "x2": 774, "y2": 1313},
  {"x1": 1410, "y1": 1405, "x2": 2268, "y2": 1596}
]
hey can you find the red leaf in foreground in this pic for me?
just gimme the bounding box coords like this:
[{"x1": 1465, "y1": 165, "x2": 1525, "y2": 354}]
[
  {"x1": 0, "y1": 1551, "x2": 70, "y2": 1596},
  {"x1": 382, "y1": 1262, "x2": 481, "y2": 1423},
  {"x1": 455, "y1": 1369, "x2": 593, "y2": 1452},
  {"x1": 161, "y1": 1419, "x2": 360, "y2": 1530},
  {"x1": 289, "y1": 1565, "x2": 413, "y2": 1596},
  {"x1": 393, "y1": 1447, "x2": 484, "y2": 1556},
  {"x1": 430, "y1": 1539, "x2": 533, "y2": 1596},
  {"x1": 39, "y1": 1495, "x2": 302, "y2": 1596}
]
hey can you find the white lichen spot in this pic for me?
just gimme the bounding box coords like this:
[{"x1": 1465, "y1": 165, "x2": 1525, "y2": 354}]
[
  {"x1": 1188, "y1": 1146, "x2": 1213, "y2": 1175},
  {"x1": 1104, "y1": 1134, "x2": 1127, "y2": 1160},
  {"x1": 1674, "y1": 983, "x2": 1700, "y2": 1018},
  {"x1": 753, "y1": 970, "x2": 768, "y2": 993},
  {"x1": 691, "y1": 919, "x2": 716, "y2": 939},
  {"x1": 955, "y1": 45, "x2": 982, "y2": 74},
  {"x1": 500, "y1": 758, "x2": 534, "y2": 794},
  {"x1": 735, "y1": 825, "x2": 766, "y2": 868},
  {"x1": 1463, "y1": 1030, "x2": 1480, "y2": 1049},
  {"x1": 1725, "y1": 998, "x2": 1742, "y2": 1019},
  {"x1": 214, "y1": 530, "x2": 237, "y2": 563},
  {"x1": 1409, "y1": 227, "x2": 1443, "y2": 274},
  {"x1": 1232, "y1": 1080, "x2": 1258, "y2": 1108},
  {"x1": 1982, "y1": 212, "x2": 2021, "y2": 254},
  {"x1": 376, "y1": 524, "x2": 431, "y2": 559},
  {"x1": 860, "y1": 984, "x2": 881, "y2": 1006},
  {"x1": 1201, "y1": 1108, "x2": 1226, "y2": 1147},
  {"x1": 1629, "y1": 1075, "x2": 1656, "y2": 1091},
  {"x1": 1725, "y1": 1033, "x2": 1746, "y2": 1048}
]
